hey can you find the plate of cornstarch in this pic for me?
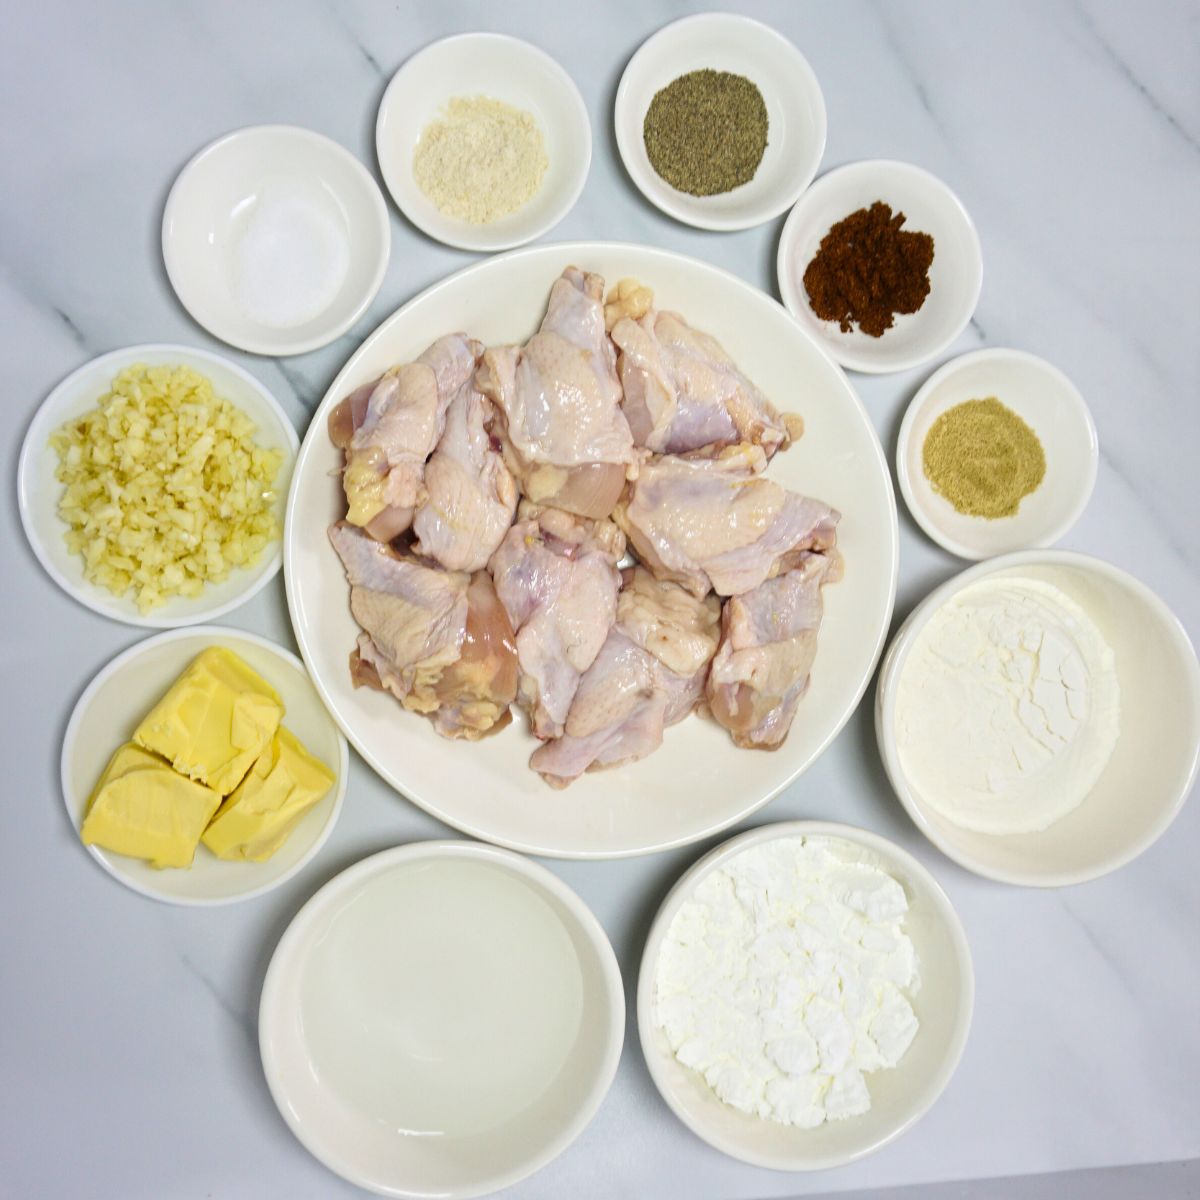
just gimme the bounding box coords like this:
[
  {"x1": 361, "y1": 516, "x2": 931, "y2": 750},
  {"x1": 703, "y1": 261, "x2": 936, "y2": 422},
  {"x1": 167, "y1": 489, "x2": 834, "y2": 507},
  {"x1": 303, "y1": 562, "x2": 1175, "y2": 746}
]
[
  {"x1": 615, "y1": 13, "x2": 826, "y2": 231},
  {"x1": 376, "y1": 33, "x2": 591, "y2": 252}
]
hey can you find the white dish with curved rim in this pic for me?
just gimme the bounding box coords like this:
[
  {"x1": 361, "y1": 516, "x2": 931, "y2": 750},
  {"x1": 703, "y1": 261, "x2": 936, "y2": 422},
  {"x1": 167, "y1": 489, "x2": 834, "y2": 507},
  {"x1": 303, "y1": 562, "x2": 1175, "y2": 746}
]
[
  {"x1": 18, "y1": 344, "x2": 298, "y2": 628},
  {"x1": 897, "y1": 348, "x2": 1098, "y2": 560},
  {"x1": 163, "y1": 124, "x2": 389, "y2": 356},
  {"x1": 615, "y1": 13, "x2": 826, "y2": 231},
  {"x1": 777, "y1": 160, "x2": 982, "y2": 374},
  {"x1": 376, "y1": 34, "x2": 590, "y2": 252},
  {"x1": 638, "y1": 820, "x2": 974, "y2": 1170},
  {"x1": 259, "y1": 840, "x2": 624, "y2": 1198},
  {"x1": 284, "y1": 241, "x2": 898, "y2": 859},
  {"x1": 876, "y1": 551, "x2": 1200, "y2": 887},
  {"x1": 61, "y1": 626, "x2": 348, "y2": 905}
]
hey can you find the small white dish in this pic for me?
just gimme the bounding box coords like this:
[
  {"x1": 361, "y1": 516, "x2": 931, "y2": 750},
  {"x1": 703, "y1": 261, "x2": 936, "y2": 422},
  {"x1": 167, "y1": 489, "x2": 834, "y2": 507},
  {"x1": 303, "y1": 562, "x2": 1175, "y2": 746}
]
[
  {"x1": 876, "y1": 551, "x2": 1200, "y2": 887},
  {"x1": 260, "y1": 840, "x2": 624, "y2": 1198},
  {"x1": 61, "y1": 626, "x2": 348, "y2": 906},
  {"x1": 615, "y1": 13, "x2": 826, "y2": 231},
  {"x1": 18, "y1": 344, "x2": 297, "y2": 628},
  {"x1": 638, "y1": 820, "x2": 973, "y2": 1170},
  {"x1": 376, "y1": 34, "x2": 590, "y2": 252},
  {"x1": 163, "y1": 125, "x2": 389, "y2": 355},
  {"x1": 897, "y1": 349, "x2": 1098, "y2": 560},
  {"x1": 777, "y1": 160, "x2": 982, "y2": 374}
]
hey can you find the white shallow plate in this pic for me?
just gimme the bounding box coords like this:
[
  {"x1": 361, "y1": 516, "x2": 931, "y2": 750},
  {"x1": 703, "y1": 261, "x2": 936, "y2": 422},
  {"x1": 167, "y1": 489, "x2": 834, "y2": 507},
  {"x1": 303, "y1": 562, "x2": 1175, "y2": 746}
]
[
  {"x1": 615, "y1": 13, "x2": 826, "y2": 231},
  {"x1": 259, "y1": 841, "x2": 624, "y2": 1198},
  {"x1": 638, "y1": 821, "x2": 974, "y2": 1169},
  {"x1": 876, "y1": 551, "x2": 1200, "y2": 887},
  {"x1": 897, "y1": 348, "x2": 1098, "y2": 559},
  {"x1": 163, "y1": 125, "x2": 389, "y2": 355},
  {"x1": 18, "y1": 344, "x2": 298, "y2": 628},
  {"x1": 376, "y1": 34, "x2": 590, "y2": 252},
  {"x1": 284, "y1": 241, "x2": 898, "y2": 859},
  {"x1": 61, "y1": 626, "x2": 348, "y2": 905},
  {"x1": 778, "y1": 160, "x2": 983, "y2": 374}
]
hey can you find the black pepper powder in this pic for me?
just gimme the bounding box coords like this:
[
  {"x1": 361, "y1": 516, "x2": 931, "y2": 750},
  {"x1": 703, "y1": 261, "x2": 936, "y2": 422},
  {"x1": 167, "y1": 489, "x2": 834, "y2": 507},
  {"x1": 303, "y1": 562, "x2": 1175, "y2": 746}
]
[{"x1": 643, "y1": 69, "x2": 769, "y2": 197}]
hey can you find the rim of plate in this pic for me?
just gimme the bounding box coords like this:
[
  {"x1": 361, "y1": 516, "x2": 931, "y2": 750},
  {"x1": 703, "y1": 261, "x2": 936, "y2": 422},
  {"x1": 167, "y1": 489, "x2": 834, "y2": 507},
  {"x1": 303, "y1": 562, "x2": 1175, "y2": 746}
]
[
  {"x1": 259, "y1": 839, "x2": 625, "y2": 1197},
  {"x1": 17, "y1": 343, "x2": 299, "y2": 628},
  {"x1": 162, "y1": 124, "x2": 391, "y2": 356},
  {"x1": 283, "y1": 239, "x2": 899, "y2": 859},
  {"x1": 614, "y1": 13, "x2": 827, "y2": 231},
  {"x1": 60, "y1": 624, "x2": 349, "y2": 905},
  {"x1": 895, "y1": 347, "x2": 1099, "y2": 560},
  {"x1": 637, "y1": 819, "x2": 975, "y2": 1170},
  {"x1": 874, "y1": 549, "x2": 1200, "y2": 887},
  {"x1": 375, "y1": 33, "x2": 592, "y2": 252},
  {"x1": 776, "y1": 159, "x2": 983, "y2": 375}
]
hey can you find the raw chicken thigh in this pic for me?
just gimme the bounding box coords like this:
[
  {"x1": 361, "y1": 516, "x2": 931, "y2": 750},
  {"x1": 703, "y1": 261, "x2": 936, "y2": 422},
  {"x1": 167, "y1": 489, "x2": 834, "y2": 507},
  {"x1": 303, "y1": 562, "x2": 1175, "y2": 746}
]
[
  {"x1": 708, "y1": 552, "x2": 840, "y2": 750},
  {"x1": 328, "y1": 334, "x2": 480, "y2": 543},
  {"x1": 531, "y1": 567, "x2": 721, "y2": 787},
  {"x1": 614, "y1": 445, "x2": 840, "y2": 598},
  {"x1": 489, "y1": 503, "x2": 625, "y2": 739},
  {"x1": 611, "y1": 308, "x2": 803, "y2": 457},
  {"x1": 329, "y1": 523, "x2": 517, "y2": 740},
  {"x1": 478, "y1": 267, "x2": 636, "y2": 520},
  {"x1": 411, "y1": 378, "x2": 518, "y2": 572}
]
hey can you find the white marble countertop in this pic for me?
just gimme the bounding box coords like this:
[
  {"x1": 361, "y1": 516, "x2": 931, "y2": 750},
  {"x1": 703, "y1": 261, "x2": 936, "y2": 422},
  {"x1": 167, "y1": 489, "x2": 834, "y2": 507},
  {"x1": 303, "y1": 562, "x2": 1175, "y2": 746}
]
[{"x1": 3, "y1": 1, "x2": 1198, "y2": 1196}]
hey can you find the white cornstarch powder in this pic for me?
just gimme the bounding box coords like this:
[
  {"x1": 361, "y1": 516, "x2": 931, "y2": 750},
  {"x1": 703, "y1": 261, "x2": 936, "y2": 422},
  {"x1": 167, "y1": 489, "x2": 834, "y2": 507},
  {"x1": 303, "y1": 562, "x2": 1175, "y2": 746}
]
[
  {"x1": 895, "y1": 577, "x2": 1120, "y2": 835},
  {"x1": 655, "y1": 836, "x2": 920, "y2": 1127},
  {"x1": 413, "y1": 95, "x2": 549, "y2": 225}
]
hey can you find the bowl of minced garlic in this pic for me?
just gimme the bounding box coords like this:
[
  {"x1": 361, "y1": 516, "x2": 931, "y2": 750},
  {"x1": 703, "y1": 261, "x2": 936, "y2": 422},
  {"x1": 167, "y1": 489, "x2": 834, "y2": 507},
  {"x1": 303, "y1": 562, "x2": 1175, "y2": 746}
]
[
  {"x1": 896, "y1": 348, "x2": 1098, "y2": 560},
  {"x1": 375, "y1": 33, "x2": 592, "y2": 251}
]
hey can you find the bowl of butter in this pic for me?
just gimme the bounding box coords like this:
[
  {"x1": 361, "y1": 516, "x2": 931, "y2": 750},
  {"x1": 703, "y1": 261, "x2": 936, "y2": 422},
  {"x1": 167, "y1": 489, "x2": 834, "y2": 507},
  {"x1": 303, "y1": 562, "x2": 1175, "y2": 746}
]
[{"x1": 62, "y1": 628, "x2": 348, "y2": 904}]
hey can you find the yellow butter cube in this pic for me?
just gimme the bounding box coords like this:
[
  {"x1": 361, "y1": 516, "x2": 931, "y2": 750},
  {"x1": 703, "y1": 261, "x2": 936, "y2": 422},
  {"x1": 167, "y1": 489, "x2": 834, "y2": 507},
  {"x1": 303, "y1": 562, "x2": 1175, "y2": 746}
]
[
  {"x1": 201, "y1": 727, "x2": 335, "y2": 862},
  {"x1": 134, "y1": 647, "x2": 283, "y2": 795},
  {"x1": 81, "y1": 743, "x2": 222, "y2": 869}
]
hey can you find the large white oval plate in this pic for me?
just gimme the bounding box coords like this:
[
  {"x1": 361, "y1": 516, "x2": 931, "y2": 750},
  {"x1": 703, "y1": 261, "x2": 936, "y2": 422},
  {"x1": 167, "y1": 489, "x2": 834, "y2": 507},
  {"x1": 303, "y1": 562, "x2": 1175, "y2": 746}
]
[{"x1": 284, "y1": 242, "x2": 898, "y2": 859}]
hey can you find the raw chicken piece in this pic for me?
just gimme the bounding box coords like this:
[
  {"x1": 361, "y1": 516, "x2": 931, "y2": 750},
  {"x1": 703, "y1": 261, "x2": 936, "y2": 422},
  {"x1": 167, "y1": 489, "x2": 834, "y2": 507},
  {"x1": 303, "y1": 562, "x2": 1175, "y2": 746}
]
[
  {"x1": 328, "y1": 334, "x2": 481, "y2": 542},
  {"x1": 411, "y1": 378, "x2": 518, "y2": 571},
  {"x1": 613, "y1": 445, "x2": 840, "y2": 598},
  {"x1": 488, "y1": 502, "x2": 625, "y2": 739},
  {"x1": 611, "y1": 307, "x2": 803, "y2": 457},
  {"x1": 329, "y1": 523, "x2": 517, "y2": 739},
  {"x1": 531, "y1": 567, "x2": 721, "y2": 787},
  {"x1": 707, "y1": 552, "x2": 841, "y2": 750},
  {"x1": 478, "y1": 267, "x2": 636, "y2": 520}
]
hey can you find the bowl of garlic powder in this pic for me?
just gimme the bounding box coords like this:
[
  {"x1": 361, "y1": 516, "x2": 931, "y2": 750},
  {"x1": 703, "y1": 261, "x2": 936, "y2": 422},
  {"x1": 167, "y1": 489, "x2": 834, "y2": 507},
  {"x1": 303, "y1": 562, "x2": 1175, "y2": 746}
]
[
  {"x1": 637, "y1": 821, "x2": 973, "y2": 1170},
  {"x1": 877, "y1": 550, "x2": 1200, "y2": 886}
]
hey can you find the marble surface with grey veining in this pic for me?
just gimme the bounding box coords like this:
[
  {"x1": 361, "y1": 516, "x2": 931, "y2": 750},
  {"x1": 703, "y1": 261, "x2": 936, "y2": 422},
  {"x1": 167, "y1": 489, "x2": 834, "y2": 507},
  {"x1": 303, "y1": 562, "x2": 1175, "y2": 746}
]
[{"x1": 2, "y1": 1, "x2": 1197, "y2": 1197}]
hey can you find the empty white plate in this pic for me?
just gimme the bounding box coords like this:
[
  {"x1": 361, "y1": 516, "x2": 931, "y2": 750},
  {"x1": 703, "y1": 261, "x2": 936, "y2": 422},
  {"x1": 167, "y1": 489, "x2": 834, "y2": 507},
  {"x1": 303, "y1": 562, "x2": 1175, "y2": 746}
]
[
  {"x1": 777, "y1": 160, "x2": 982, "y2": 374},
  {"x1": 163, "y1": 125, "x2": 390, "y2": 355},
  {"x1": 615, "y1": 13, "x2": 826, "y2": 231},
  {"x1": 259, "y1": 841, "x2": 624, "y2": 1197},
  {"x1": 896, "y1": 348, "x2": 1098, "y2": 559}
]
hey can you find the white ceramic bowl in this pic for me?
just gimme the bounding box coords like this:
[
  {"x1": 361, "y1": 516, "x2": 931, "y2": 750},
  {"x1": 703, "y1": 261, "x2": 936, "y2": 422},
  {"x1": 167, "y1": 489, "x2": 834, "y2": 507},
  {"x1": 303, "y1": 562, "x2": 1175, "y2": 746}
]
[
  {"x1": 163, "y1": 125, "x2": 390, "y2": 355},
  {"x1": 18, "y1": 344, "x2": 298, "y2": 628},
  {"x1": 897, "y1": 349, "x2": 1098, "y2": 559},
  {"x1": 637, "y1": 820, "x2": 974, "y2": 1170},
  {"x1": 259, "y1": 840, "x2": 624, "y2": 1198},
  {"x1": 376, "y1": 34, "x2": 590, "y2": 252},
  {"x1": 61, "y1": 626, "x2": 348, "y2": 905},
  {"x1": 876, "y1": 551, "x2": 1200, "y2": 886},
  {"x1": 615, "y1": 13, "x2": 826, "y2": 231},
  {"x1": 777, "y1": 160, "x2": 982, "y2": 374},
  {"x1": 284, "y1": 241, "x2": 898, "y2": 859}
]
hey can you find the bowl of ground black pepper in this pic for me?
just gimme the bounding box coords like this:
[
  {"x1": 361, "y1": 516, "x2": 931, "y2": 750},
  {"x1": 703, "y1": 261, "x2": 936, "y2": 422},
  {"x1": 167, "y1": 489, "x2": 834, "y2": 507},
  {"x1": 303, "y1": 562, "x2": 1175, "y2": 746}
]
[
  {"x1": 615, "y1": 13, "x2": 826, "y2": 231},
  {"x1": 896, "y1": 348, "x2": 1098, "y2": 560},
  {"x1": 778, "y1": 160, "x2": 983, "y2": 374}
]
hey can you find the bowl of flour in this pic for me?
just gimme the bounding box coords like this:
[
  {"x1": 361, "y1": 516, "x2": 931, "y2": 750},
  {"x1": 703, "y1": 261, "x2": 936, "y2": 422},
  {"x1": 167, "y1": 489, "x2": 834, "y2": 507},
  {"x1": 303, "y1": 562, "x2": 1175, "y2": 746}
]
[
  {"x1": 636, "y1": 821, "x2": 973, "y2": 1170},
  {"x1": 876, "y1": 550, "x2": 1200, "y2": 886}
]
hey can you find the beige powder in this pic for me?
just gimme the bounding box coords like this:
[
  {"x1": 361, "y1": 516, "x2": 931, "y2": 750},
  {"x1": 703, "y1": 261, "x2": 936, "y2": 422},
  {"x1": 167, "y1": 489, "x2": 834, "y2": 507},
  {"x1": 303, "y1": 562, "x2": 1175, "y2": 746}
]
[{"x1": 413, "y1": 95, "x2": 548, "y2": 224}]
